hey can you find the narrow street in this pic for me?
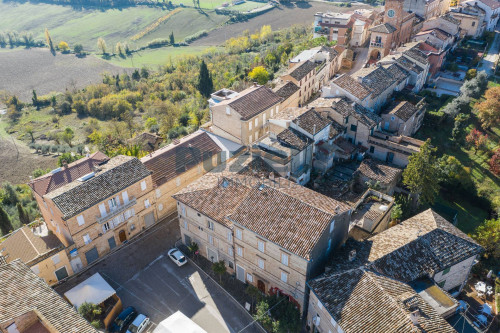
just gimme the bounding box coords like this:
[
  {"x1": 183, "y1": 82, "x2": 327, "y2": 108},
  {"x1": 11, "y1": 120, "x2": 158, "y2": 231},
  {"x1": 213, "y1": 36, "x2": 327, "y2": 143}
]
[{"x1": 478, "y1": 24, "x2": 500, "y2": 76}]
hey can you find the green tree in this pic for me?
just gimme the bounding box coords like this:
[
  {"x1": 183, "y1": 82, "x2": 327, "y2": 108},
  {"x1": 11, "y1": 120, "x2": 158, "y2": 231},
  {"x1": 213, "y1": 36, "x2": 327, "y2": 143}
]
[
  {"x1": 32, "y1": 90, "x2": 38, "y2": 109},
  {"x1": 58, "y1": 41, "x2": 69, "y2": 52},
  {"x1": 32, "y1": 168, "x2": 50, "y2": 178},
  {"x1": 25, "y1": 125, "x2": 34, "y2": 143},
  {"x1": 248, "y1": 66, "x2": 269, "y2": 85},
  {"x1": 246, "y1": 284, "x2": 262, "y2": 310},
  {"x1": 59, "y1": 101, "x2": 72, "y2": 115},
  {"x1": 402, "y1": 139, "x2": 440, "y2": 205},
  {"x1": 44, "y1": 28, "x2": 54, "y2": 53},
  {"x1": 169, "y1": 32, "x2": 175, "y2": 45},
  {"x1": 78, "y1": 302, "x2": 102, "y2": 329},
  {"x1": 132, "y1": 69, "x2": 141, "y2": 81},
  {"x1": 391, "y1": 203, "x2": 403, "y2": 222},
  {"x1": 187, "y1": 241, "x2": 199, "y2": 255},
  {"x1": 61, "y1": 127, "x2": 75, "y2": 147},
  {"x1": 0, "y1": 205, "x2": 12, "y2": 235},
  {"x1": 73, "y1": 99, "x2": 87, "y2": 117},
  {"x1": 145, "y1": 117, "x2": 158, "y2": 131},
  {"x1": 58, "y1": 152, "x2": 82, "y2": 167},
  {"x1": 73, "y1": 43, "x2": 83, "y2": 54},
  {"x1": 253, "y1": 300, "x2": 274, "y2": 332},
  {"x1": 197, "y1": 60, "x2": 213, "y2": 98},
  {"x1": 2, "y1": 182, "x2": 19, "y2": 206},
  {"x1": 212, "y1": 260, "x2": 226, "y2": 284},
  {"x1": 17, "y1": 202, "x2": 29, "y2": 225},
  {"x1": 472, "y1": 219, "x2": 500, "y2": 260},
  {"x1": 140, "y1": 67, "x2": 149, "y2": 79},
  {"x1": 97, "y1": 37, "x2": 107, "y2": 55}
]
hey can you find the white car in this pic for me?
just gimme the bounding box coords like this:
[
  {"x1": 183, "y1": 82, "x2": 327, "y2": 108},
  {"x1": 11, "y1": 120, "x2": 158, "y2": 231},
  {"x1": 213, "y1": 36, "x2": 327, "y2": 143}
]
[
  {"x1": 127, "y1": 314, "x2": 150, "y2": 333},
  {"x1": 168, "y1": 248, "x2": 187, "y2": 267}
]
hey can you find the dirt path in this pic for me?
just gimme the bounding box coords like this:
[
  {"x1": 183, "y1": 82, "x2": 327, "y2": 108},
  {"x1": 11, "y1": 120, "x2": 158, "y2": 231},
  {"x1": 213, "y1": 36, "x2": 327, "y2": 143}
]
[
  {"x1": 191, "y1": 2, "x2": 374, "y2": 46},
  {"x1": 0, "y1": 115, "x2": 57, "y2": 184}
]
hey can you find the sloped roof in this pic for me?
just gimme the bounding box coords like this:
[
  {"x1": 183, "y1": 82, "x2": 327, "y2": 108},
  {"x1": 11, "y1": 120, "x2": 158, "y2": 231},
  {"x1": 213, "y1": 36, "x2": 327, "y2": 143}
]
[
  {"x1": 28, "y1": 152, "x2": 109, "y2": 197},
  {"x1": 228, "y1": 85, "x2": 283, "y2": 120},
  {"x1": 48, "y1": 156, "x2": 151, "y2": 219},
  {"x1": 277, "y1": 127, "x2": 312, "y2": 151},
  {"x1": 293, "y1": 109, "x2": 331, "y2": 136},
  {"x1": 370, "y1": 23, "x2": 397, "y2": 34},
  {"x1": 331, "y1": 97, "x2": 381, "y2": 128},
  {"x1": 287, "y1": 60, "x2": 317, "y2": 81},
  {"x1": 141, "y1": 131, "x2": 222, "y2": 187},
  {"x1": 386, "y1": 101, "x2": 420, "y2": 121},
  {"x1": 403, "y1": 43, "x2": 430, "y2": 65},
  {"x1": 479, "y1": 0, "x2": 500, "y2": 9},
  {"x1": 308, "y1": 269, "x2": 456, "y2": 333},
  {"x1": 357, "y1": 158, "x2": 403, "y2": 184},
  {"x1": 332, "y1": 74, "x2": 371, "y2": 100},
  {"x1": 0, "y1": 260, "x2": 98, "y2": 333},
  {"x1": 0, "y1": 226, "x2": 63, "y2": 265},
  {"x1": 273, "y1": 81, "x2": 300, "y2": 100},
  {"x1": 128, "y1": 132, "x2": 163, "y2": 151}
]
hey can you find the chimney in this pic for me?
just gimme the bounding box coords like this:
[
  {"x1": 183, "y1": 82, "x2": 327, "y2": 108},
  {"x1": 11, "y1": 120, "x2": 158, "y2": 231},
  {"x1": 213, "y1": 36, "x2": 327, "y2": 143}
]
[
  {"x1": 253, "y1": 82, "x2": 258, "y2": 87},
  {"x1": 313, "y1": 124, "x2": 317, "y2": 134},
  {"x1": 410, "y1": 310, "x2": 420, "y2": 326}
]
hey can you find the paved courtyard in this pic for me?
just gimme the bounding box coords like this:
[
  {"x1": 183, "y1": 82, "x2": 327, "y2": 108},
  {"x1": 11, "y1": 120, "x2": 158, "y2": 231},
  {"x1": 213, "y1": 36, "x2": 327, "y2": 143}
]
[{"x1": 55, "y1": 216, "x2": 262, "y2": 333}]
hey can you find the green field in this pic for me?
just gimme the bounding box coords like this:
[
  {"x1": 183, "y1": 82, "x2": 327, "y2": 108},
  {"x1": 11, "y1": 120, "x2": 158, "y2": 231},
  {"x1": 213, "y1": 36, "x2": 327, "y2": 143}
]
[
  {"x1": 153, "y1": 0, "x2": 267, "y2": 10},
  {"x1": 106, "y1": 45, "x2": 221, "y2": 67},
  {"x1": 0, "y1": 1, "x2": 228, "y2": 51}
]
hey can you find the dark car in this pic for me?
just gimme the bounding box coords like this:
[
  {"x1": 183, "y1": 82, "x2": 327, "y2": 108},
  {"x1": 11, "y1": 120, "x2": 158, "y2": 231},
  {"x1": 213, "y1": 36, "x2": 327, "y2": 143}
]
[{"x1": 109, "y1": 306, "x2": 137, "y2": 333}]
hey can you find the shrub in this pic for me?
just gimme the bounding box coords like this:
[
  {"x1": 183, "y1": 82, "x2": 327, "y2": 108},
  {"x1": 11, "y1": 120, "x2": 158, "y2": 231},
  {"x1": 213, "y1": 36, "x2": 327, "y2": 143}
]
[
  {"x1": 41, "y1": 145, "x2": 50, "y2": 154},
  {"x1": 184, "y1": 30, "x2": 208, "y2": 44}
]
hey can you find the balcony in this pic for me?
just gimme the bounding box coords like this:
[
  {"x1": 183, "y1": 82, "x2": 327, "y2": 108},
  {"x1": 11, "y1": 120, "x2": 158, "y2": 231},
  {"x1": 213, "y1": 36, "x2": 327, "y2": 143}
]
[
  {"x1": 370, "y1": 42, "x2": 384, "y2": 47},
  {"x1": 96, "y1": 197, "x2": 137, "y2": 224}
]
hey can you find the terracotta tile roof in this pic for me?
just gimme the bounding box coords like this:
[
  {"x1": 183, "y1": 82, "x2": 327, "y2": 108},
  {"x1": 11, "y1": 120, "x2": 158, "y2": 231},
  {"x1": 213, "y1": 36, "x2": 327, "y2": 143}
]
[
  {"x1": 0, "y1": 226, "x2": 63, "y2": 265},
  {"x1": 237, "y1": 156, "x2": 280, "y2": 179},
  {"x1": 141, "y1": 131, "x2": 222, "y2": 187},
  {"x1": 331, "y1": 97, "x2": 381, "y2": 128},
  {"x1": 403, "y1": 43, "x2": 430, "y2": 65},
  {"x1": 332, "y1": 74, "x2": 371, "y2": 100},
  {"x1": 309, "y1": 269, "x2": 456, "y2": 333},
  {"x1": 48, "y1": 156, "x2": 151, "y2": 219},
  {"x1": 228, "y1": 85, "x2": 283, "y2": 120},
  {"x1": 328, "y1": 209, "x2": 483, "y2": 281},
  {"x1": 277, "y1": 127, "x2": 312, "y2": 151},
  {"x1": 416, "y1": 28, "x2": 452, "y2": 41},
  {"x1": 293, "y1": 109, "x2": 331, "y2": 136},
  {"x1": 334, "y1": 137, "x2": 357, "y2": 154},
  {"x1": 359, "y1": 64, "x2": 409, "y2": 97},
  {"x1": 28, "y1": 152, "x2": 109, "y2": 197},
  {"x1": 369, "y1": 22, "x2": 397, "y2": 33},
  {"x1": 0, "y1": 260, "x2": 98, "y2": 333},
  {"x1": 356, "y1": 158, "x2": 402, "y2": 184},
  {"x1": 328, "y1": 118, "x2": 344, "y2": 139},
  {"x1": 386, "y1": 101, "x2": 419, "y2": 121},
  {"x1": 288, "y1": 60, "x2": 317, "y2": 81},
  {"x1": 273, "y1": 81, "x2": 300, "y2": 100},
  {"x1": 174, "y1": 172, "x2": 349, "y2": 259}
]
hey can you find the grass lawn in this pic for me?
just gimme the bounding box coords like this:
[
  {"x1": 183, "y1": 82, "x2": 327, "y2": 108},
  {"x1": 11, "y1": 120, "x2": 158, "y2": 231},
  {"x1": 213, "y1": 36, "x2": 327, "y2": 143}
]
[
  {"x1": 0, "y1": 2, "x2": 227, "y2": 52},
  {"x1": 105, "y1": 45, "x2": 220, "y2": 67}
]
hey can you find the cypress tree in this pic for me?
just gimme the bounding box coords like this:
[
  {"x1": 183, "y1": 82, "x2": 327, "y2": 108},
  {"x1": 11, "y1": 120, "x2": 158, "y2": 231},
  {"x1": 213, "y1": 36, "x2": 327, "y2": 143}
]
[
  {"x1": 17, "y1": 203, "x2": 29, "y2": 225},
  {"x1": 0, "y1": 206, "x2": 12, "y2": 236},
  {"x1": 197, "y1": 60, "x2": 213, "y2": 98},
  {"x1": 169, "y1": 32, "x2": 175, "y2": 45}
]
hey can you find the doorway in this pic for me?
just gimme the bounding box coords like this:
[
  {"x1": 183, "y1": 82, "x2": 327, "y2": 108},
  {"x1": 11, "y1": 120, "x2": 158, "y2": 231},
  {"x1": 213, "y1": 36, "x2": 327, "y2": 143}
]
[
  {"x1": 257, "y1": 280, "x2": 266, "y2": 293},
  {"x1": 386, "y1": 152, "x2": 395, "y2": 163},
  {"x1": 119, "y1": 230, "x2": 127, "y2": 243},
  {"x1": 236, "y1": 265, "x2": 245, "y2": 283}
]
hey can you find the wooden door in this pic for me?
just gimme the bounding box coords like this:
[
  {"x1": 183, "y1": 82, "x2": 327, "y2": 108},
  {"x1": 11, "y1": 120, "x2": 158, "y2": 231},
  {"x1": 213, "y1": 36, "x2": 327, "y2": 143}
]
[
  {"x1": 119, "y1": 230, "x2": 127, "y2": 243},
  {"x1": 257, "y1": 280, "x2": 265, "y2": 293}
]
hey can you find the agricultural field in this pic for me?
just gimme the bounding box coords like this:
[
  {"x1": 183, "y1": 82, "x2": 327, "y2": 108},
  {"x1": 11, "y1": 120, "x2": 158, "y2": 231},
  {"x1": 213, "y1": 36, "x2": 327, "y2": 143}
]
[{"x1": 0, "y1": 1, "x2": 228, "y2": 51}]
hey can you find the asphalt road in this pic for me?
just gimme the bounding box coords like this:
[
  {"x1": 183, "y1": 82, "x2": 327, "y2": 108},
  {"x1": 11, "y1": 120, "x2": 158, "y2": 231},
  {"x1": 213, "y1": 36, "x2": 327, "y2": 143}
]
[
  {"x1": 478, "y1": 24, "x2": 500, "y2": 77},
  {"x1": 55, "y1": 216, "x2": 262, "y2": 333}
]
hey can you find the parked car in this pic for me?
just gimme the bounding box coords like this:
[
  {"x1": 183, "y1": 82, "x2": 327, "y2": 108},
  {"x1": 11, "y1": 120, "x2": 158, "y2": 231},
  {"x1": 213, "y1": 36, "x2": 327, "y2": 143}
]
[
  {"x1": 110, "y1": 306, "x2": 137, "y2": 333},
  {"x1": 168, "y1": 248, "x2": 187, "y2": 267},
  {"x1": 127, "y1": 314, "x2": 150, "y2": 333}
]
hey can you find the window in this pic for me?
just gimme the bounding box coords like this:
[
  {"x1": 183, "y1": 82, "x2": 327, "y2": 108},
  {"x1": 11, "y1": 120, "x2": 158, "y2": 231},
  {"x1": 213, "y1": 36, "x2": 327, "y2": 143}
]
[
  {"x1": 369, "y1": 146, "x2": 375, "y2": 153},
  {"x1": 263, "y1": 113, "x2": 266, "y2": 124},
  {"x1": 235, "y1": 229, "x2": 242, "y2": 240},
  {"x1": 442, "y1": 267, "x2": 451, "y2": 275},
  {"x1": 50, "y1": 208, "x2": 54, "y2": 216},
  {"x1": 237, "y1": 246, "x2": 243, "y2": 257},
  {"x1": 329, "y1": 220, "x2": 335, "y2": 233},
  {"x1": 209, "y1": 235, "x2": 214, "y2": 245},
  {"x1": 317, "y1": 300, "x2": 323, "y2": 310},
  {"x1": 227, "y1": 230, "x2": 233, "y2": 242},
  {"x1": 281, "y1": 253, "x2": 289, "y2": 266},
  {"x1": 226, "y1": 106, "x2": 231, "y2": 115},
  {"x1": 281, "y1": 271, "x2": 288, "y2": 283},
  {"x1": 158, "y1": 203, "x2": 163, "y2": 211},
  {"x1": 228, "y1": 246, "x2": 233, "y2": 256},
  {"x1": 375, "y1": 36, "x2": 382, "y2": 44},
  {"x1": 156, "y1": 189, "x2": 161, "y2": 198},
  {"x1": 122, "y1": 191, "x2": 129, "y2": 204},
  {"x1": 51, "y1": 254, "x2": 61, "y2": 265},
  {"x1": 83, "y1": 233, "x2": 91, "y2": 245},
  {"x1": 55, "y1": 266, "x2": 69, "y2": 281},
  {"x1": 77, "y1": 215, "x2": 85, "y2": 226},
  {"x1": 181, "y1": 204, "x2": 186, "y2": 217},
  {"x1": 247, "y1": 273, "x2": 253, "y2": 283},
  {"x1": 249, "y1": 121, "x2": 252, "y2": 130},
  {"x1": 472, "y1": 21, "x2": 475, "y2": 26},
  {"x1": 228, "y1": 261, "x2": 234, "y2": 269},
  {"x1": 141, "y1": 180, "x2": 147, "y2": 191},
  {"x1": 258, "y1": 258, "x2": 265, "y2": 269},
  {"x1": 258, "y1": 240, "x2": 265, "y2": 253},
  {"x1": 184, "y1": 220, "x2": 188, "y2": 229},
  {"x1": 102, "y1": 222, "x2": 111, "y2": 233},
  {"x1": 130, "y1": 223, "x2": 136, "y2": 231},
  {"x1": 350, "y1": 124, "x2": 357, "y2": 132},
  {"x1": 108, "y1": 197, "x2": 118, "y2": 210},
  {"x1": 31, "y1": 265, "x2": 40, "y2": 274},
  {"x1": 208, "y1": 220, "x2": 214, "y2": 231},
  {"x1": 255, "y1": 118, "x2": 258, "y2": 127},
  {"x1": 144, "y1": 199, "x2": 151, "y2": 209}
]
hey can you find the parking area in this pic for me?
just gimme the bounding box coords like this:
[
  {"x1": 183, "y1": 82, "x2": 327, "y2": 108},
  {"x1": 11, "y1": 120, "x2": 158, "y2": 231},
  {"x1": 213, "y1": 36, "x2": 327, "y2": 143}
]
[{"x1": 55, "y1": 216, "x2": 262, "y2": 333}]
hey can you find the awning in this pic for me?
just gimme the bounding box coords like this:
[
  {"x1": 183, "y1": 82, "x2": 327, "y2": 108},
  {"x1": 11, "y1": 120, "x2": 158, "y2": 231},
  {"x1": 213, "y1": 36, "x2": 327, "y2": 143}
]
[
  {"x1": 64, "y1": 272, "x2": 116, "y2": 308},
  {"x1": 153, "y1": 311, "x2": 207, "y2": 333}
]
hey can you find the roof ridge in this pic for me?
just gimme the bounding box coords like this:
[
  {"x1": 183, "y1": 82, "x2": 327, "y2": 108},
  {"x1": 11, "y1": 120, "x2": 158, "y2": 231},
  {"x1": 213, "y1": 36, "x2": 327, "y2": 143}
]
[{"x1": 20, "y1": 227, "x2": 41, "y2": 256}]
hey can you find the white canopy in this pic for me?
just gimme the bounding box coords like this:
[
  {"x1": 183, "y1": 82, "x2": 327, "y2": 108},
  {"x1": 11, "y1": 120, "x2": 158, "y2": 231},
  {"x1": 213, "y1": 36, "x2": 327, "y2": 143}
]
[
  {"x1": 153, "y1": 311, "x2": 207, "y2": 333},
  {"x1": 64, "y1": 272, "x2": 116, "y2": 308}
]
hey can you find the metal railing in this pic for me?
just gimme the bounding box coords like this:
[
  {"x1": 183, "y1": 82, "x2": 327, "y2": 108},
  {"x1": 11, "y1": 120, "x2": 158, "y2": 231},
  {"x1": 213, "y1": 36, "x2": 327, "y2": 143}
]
[{"x1": 96, "y1": 197, "x2": 137, "y2": 224}]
